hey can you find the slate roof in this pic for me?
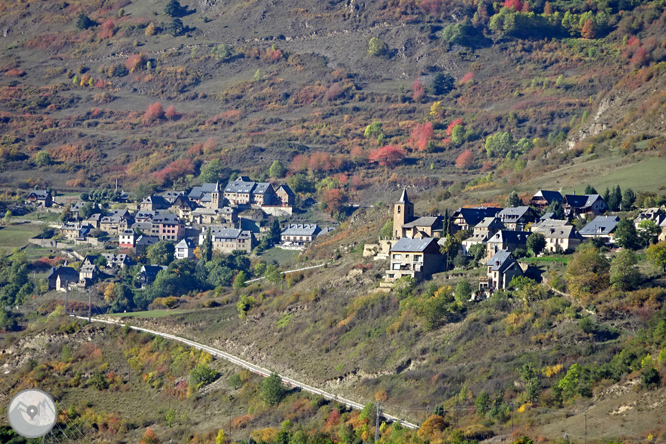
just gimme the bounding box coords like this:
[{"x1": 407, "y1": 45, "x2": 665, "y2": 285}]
[
  {"x1": 487, "y1": 230, "x2": 530, "y2": 244},
  {"x1": 498, "y1": 206, "x2": 534, "y2": 220},
  {"x1": 391, "y1": 237, "x2": 440, "y2": 253},
  {"x1": 225, "y1": 179, "x2": 256, "y2": 194},
  {"x1": 542, "y1": 225, "x2": 582, "y2": 240},
  {"x1": 152, "y1": 213, "x2": 181, "y2": 225},
  {"x1": 475, "y1": 217, "x2": 504, "y2": 229},
  {"x1": 281, "y1": 224, "x2": 321, "y2": 236},
  {"x1": 402, "y1": 216, "x2": 442, "y2": 228},
  {"x1": 161, "y1": 191, "x2": 185, "y2": 203},
  {"x1": 532, "y1": 190, "x2": 563, "y2": 203},
  {"x1": 564, "y1": 194, "x2": 604, "y2": 209},
  {"x1": 135, "y1": 235, "x2": 159, "y2": 247},
  {"x1": 141, "y1": 265, "x2": 166, "y2": 278},
  {"x1": 211, "y1": 228, "x2": 244, "y2": 240},
  {"x1": 539, "y1": 212, "x2": 555, "y2": 221},
  {"x1": 486, "y1": 250, "x2": 519, "y2": 273},
  {"x1": 48, "y1": 266, "x2": 79, "y2": 281},
  {"x1": 142, "y1": 195, "x2": 170, "y2": 209},
  {"x1": 189, "y1": 183, "x2": 219, "y2": 200},
  {"x1": 28, "y1": 190, "x2": 51, "y2": 199},
  {"x1": 253, "y1": 182, "x2": 272, "y2": 195},
  {"x1": 176, "y1": 238, "x2": 196, "y2": 249},
  {"x1": 579, "y1": 216, "x2": 620, "y2": 236},
  {"x1": 277, "y1": 184, "x2": 294, "y2": 196},
  {"x1": 396, "y1": 189, "x2": 411, "y2": 204},
  {"x1": 454, "y1": 207, "x2": 502, "y2": 226}
]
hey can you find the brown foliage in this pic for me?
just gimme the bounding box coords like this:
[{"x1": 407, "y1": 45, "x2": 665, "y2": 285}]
[
  {"x1": 143, "y1": 102, "x2": 164, "y2": 124},
  {"x1": 368, "y1": 145, "x2": 406, "y2": 166},
  {"x1": 456, "y1": 149, "x2": 474, "y2": 168}
]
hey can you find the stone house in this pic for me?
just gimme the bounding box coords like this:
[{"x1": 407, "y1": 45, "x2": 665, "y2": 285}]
[{"x1": 385, "y1": 238, "x2": 443, "y2": 282}]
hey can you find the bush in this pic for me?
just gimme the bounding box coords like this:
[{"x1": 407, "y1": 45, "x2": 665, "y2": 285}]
[
  {"x1": 189, "y1": 364, "x2": 219, "y2": 390},
  {"x1": 368, "y1": 37, "x2": 388, "y2": 56}
]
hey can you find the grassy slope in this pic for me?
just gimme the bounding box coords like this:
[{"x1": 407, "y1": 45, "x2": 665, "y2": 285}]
[{"x1": 0, "y1": 223, "x2": 42, "y2": 256}]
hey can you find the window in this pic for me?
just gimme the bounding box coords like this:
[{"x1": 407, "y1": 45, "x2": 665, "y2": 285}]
[
  {"x1": 393, "y1": 263, "x2": 401, "y2": 270},
  {"x1": 392, "y1": 254, "x2": 401, "y2": 260},
  {"x1": 397, "y1": 207, "x2": 401, "y2": 213}
]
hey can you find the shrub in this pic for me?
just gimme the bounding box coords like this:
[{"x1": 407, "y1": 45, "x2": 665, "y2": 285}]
[
  {"x1": 143, "y1": 102, "x2": 164, "y2": 124},
  {"x1": 368, "y1": 37, "x2": 388, "y2": 56},
  {"x1": 189, "y1": 364, "x2": 219, "y2": 390}
]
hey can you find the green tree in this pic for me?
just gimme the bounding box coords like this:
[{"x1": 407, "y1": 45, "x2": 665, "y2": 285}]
[
  {"x1": 189, "y1": 364, "x2": 219, "y2": 390},
  {"x1": 368, "y1": 37, "x2": 388, "y2": 56},
  {"x1": 610, "y1": 249, "x2": 641, "y2": 290},
  {"x1": 4, "y1": 210, "x2": 11, "y2": 225},
  {"x1": 441, "y1": 21, "x2": 486, "y2": 47},
  {"x1": 364, "y1": 121, "x2": 384, "y2": 139},
  {"x1": 557, "y1": 363, "x2": 581, "y2": 401},
  {"x1": 35, "y1": 151, "x2": 52, "y2": 167},
  {"x1": 147, "y1": 241, "x2": 175, "y2": 266},
  {"x1": 584, "y1": 184, "x2": 597, "y2": 194},
  {"x1": 454, "y1": 280, "x2": 472, "y2": 303},
  {"x1": 211, "y1": 44, "x2": 233, "y2": 61},
  {"x1": 467, "y1": 243, "x2": 486, "y2": 265},
  {"x1": 199, "y1": 159, "x2": 230, "y2": 183},
  {"x1": 564, "y1": 244, "x2": 610, "y2": 299},
  {"x1": 621, "y1": 188, "x2": 636, "y2": 211},
  {"x1": 378, "y1": 218, "x2": 393, "y2": 239},
  {"x1": 165, "y1": 0, "x2": 184, "y2": 17},
  {"x1": 268, "y1": 219, "x2": 282, "y2": 245},
  {"x1": 637, "y1": 220, "x2": 660, "y2": 247},
  {"x1": 485, "y1": 132, "x2": 513, "y2": 157},
  {"x1": 269, "y1": 160, "x2": 287, "y2": 178},
  {"x1": 506, "y1": 190, "x2": 522, "y2": 207},
  {"x1": 233, "y1": 271, "x2": 247, "y2": 289},
  {"x1": 614, "y1": 218, "x2": 640, "y2": 250},
  {"x1": 89, "y1": 371, "x2": 109, "y2": 390},
  {"x1": 545, "y1": 200, "x2": 565, "y2": 219},
  {"x1": 202, "y1": 228, "x2": 213, "y2": 263},
  {"x1": 168, "y1": 18, "x2": 184, "y2": 36},
  {"x1": 166, "y1": 408, "x2": 176, "y2": 428},
  {"x1": 646, "y1": 242, "x2": 666, "y2": 272},
  {"x1": 236, "y1": 295, "x2": 256, "y2": 318},
  {"x1": 451, "y1": 125, "x2": 466, "y2": 146},
  {"x1": 607, "y1": 185, "x2": 622, "y2": 211},
  {"x1": 429, "y1": 73, "x2": 454, "y2": 95},
  {"x1": 76, "y1": 13, "x2": 95, "y2": 30},
  {"x1": 475, "y1": 390, "x2": 491, "y2": 415},
  {"x1": 526, "y1": 232, "x2": 546, "y2": 256},
  {"x1": 260, "y1": 372, "x2": 286, "y2": 405},
  {"x1": 440, "y1": 235, "x2": 461, "y2": 270}
]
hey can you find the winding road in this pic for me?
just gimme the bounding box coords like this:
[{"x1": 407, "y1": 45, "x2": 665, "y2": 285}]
[{"x1": 77, "y1": 316, "x2": 419, "y2": 430}]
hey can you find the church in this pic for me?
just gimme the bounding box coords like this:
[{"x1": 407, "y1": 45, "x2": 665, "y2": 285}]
[{"x1": 392, "y1": 190, "x2": 445, "y2": 239}]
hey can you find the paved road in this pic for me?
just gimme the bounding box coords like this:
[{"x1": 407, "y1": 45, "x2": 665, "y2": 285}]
[{"x1": 77, "y1": 316, "x2": 418, "y2": 430}]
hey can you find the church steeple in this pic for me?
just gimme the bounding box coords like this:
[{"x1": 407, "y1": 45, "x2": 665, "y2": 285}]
[{"x1": 393, "y1": 188, "x2": 414, "y2": 239}]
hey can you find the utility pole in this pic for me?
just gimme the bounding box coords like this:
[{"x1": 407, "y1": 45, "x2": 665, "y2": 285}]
[
  {"x1": 64, "y1": 285, "x2": 68, "y2": 314},
  {"x1": 375, "y1": 401, "x2": 380, "y2": 443},
  {"x1": 87, "y1": 289, "x2": 92, "y2": 323},
  {"x1": 584, "y1": 411, "x2": 587, "y2": 444}
]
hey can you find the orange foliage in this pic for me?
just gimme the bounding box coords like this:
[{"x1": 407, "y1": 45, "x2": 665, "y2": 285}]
[
  {"x1": 143, "y1": 102, "x2": 164, "y2": 124},
  {"x1": 321, "y1": 188, "x2": 347, "y2": 215},
  {"x1": 203, "y1": 137, "x2": 217, "y2": 155},
  {"x1": 126, "y1": 53, "x2": 146, "y2": 72},
  {"x1": 411, "y1": 121, "x2": 434, "y2": 151},
  {"x1": 324, "y1": 409, "x2": 341, "y2": 429},
  {"x1": 164, "y1": 104, "x2": 178, "y2": 120},
  {"x1": 187, "y1": 143, "x2": 204, "y2": 157},
  {"x1": 456, "y1": 149, "x2": 474, "y2": 168},
  {"x1": 99, "y1": 20, "x2": 115, "y2": 39},
  {"x1": 459, "y1": 72, "x2": 474, "y2": 85},
  {"x1": 231, "y1": 414, "x2": 254, "y2": 428},
  {"x1": 51, "y1": 144, "x2": 102, "y2": 164},
  {"x1": 150, "y1": 158, "x2": 195, "y2": 185},
  {"x1": 4, "y1": 69, "x2": 25, "y2": 77},
  {"x1": 140, "y1": 427, "x2": 161, "y2": 444},
  {"x1": 290, "y1": 154, "x2": 309, "y2": 172},
  {"x1": 368, "y1": 145, "x2": 406, "y2": 166},
  {"x1": 446, "y1": 118, "x2": 463, "y2": 136},
  {"x1": 504, "y1": 0, "x2": 523, "y2": 10}
]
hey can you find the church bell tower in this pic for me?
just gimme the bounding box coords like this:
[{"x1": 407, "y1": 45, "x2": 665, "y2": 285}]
[{"x1": 393, "y1": 189, "x2": 413, "y2": 239}]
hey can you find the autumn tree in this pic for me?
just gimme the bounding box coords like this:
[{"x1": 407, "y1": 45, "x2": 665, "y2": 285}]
[
  {"x1": 412, "y1": 79, "x2": 425, "y2": 101},
  {"x1": 140, "y1": 428, "x2": 161, "y2": 444},
  {"x1": 321, "y1": 188, "x2": 347, "y2": 216},
  {"x1": 368, "y1": 145, "x2": 406, "y2": 166},
  {"x1": 455, "y1": 150, "x2": 474, "y2": 169},
  {"x1": 143, "y1": 102, "x2": 164, "y2": 124},
  {"x1": 564, "y1": 244, "x2": 610, "y2": 299},
  {"x1": 164, "y1": 105, "x2": 178, "y2": 120},
  {"x1": 647, "y1": 242, "x2": 666, "y2": 272},
  {"x1": 145, "y1": 22, "x2": 156, "y2": 36},
  {"x1": 411, "y1": 122, "x2": 434, "y2": 152},
  {"x1": 582, "y1": 18, "x2": 596, "y2": 39}
]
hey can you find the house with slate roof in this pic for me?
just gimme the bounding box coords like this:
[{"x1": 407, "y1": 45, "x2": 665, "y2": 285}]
[
  {"x1": 462, "y1": 217, "x2": 505, "y2": 255},
  {"x1": 48, "y1": 266, "x2": 79, "y2": 291},
  {"x1": 189, "y1": 183, "x2": 224, "y2": 209},
  {"x1": 199, "y1": 227, "x2": 256, "y2": 253},
  {"x1": 276, "y1": 184, "x2": 295, "y2": 206},
  {"x1": 169, "y1": 195, "x2": 195, "y2": 219},
  {"x1": 161, "y1": 191, "x2": 186, "y2": 204},
  {"x1": 281, "y1": 224, "x2": 321, "y2": 245},
  {"x1": 191, "y1": 206, "x2": 236, "y2": 225},
  {"x1": 139, "y1": 265, "x2": 167, "y2": 287},
  {"x1": 498, "y1": 206, "x2": 538, "y2": 231},
  {"x1": 135, "y1": 235, "x2": 159, "y2": 254},
  {"x1": 480, "y1": 250, "x2": 523, "y2": 291},
  {"x1": 100, "y1": 209, "x2": 133, "y2": 234},
  {"x1": 150, "y1": 213, "x2": 185, "y2": 241},
  {"x1": 451, "y1": 207, "x2": 502, "y2": 233},
  {"x1": 541, "y1": 225, "x2": 583, "y2": 253},
  {"x1": 486, "y1": 230, "x2": 530, "y2": 258},
  {"x1": 579, "y1": 215, "x2": 620, "y2": 244},
  {"x1": 119, "y1": 229, "x2": 135, "y2": 248},
  {"x1": 385, "y1": 237, "x2": 443, "y2": 282},
  {"x1": 175, "y1": 238, "x2": 197, "y2": 259},
  {"x1": 26, "y1": 189, "x2": 53, "y2": 207},
  {"x1": 60, "y1": 222, "x2": 93, "y2": 241},
  {"x1": 224, "y1": 177, "x2": 277, "y2": 207},
  {"x1": 102, "y1": 253, "x2": 134, "y2": 269},
  {"x1": 529, "y1": 190, "x2": 563, "y2": 211},
  {"x1": 563, "y1": 194, "x2": 607, "y2": 218},
  {"x1": 140, "y1": 195, "x2": 171, "y2": 211}
]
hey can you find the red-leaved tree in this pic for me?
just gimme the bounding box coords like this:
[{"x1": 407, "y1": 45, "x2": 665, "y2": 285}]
[
  {"x1": 143, "y1": 102, "x2": 164, "y2": 124},
  {"x1": 459, "y1": 72, "x2": 474, "y2": 85},
  {"x1": 455, "y1": 149, "x2": 474, "y2": 169},
  {"x1": 412, "y1": 79, "x2": 425, "y2": 101},
  {"x1": 411, "y1": 122, "x2": 434, "y2": 152},
  {"x1": 446, "y1": 118, "x2": 464, "y2": 136},
  {"x1": 368, "y1": 145, "x2": 406, "y2": 166},
  {"x1": 164, "y1": 105, "x2": 178, "y2": 120},
  {"x1": 290, "y1": 154, "x2": 309, "y2": 172},
  {"x1": 504, "y1": 0, "x2": 523, "y2": 10},
  {"x1": 150, "y1": 159, "x2": 195, "y2": 186},
  {"x1": 321, "y1": 188, "x2": 347, "y2": 215},
  {"x1": 99, "y1": 20, "x2": 115, "y2": 39},
  {"x1": 581, "y1": 19, "x2": 596, "y2": 39}
]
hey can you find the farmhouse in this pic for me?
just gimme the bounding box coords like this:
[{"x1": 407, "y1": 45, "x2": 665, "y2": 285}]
[
  {"x1": 26, "y1": 189, "x2": 53, "y2": 207},
  {"x1": 200, "y1": 227, "x2": 256, "y2": 254},
  {"x1": 529, "y1": 190, "x2": 563, "y2": 211},
  {"x1": 563, "y1": 194, "x2": 607, "y2": 217}
]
